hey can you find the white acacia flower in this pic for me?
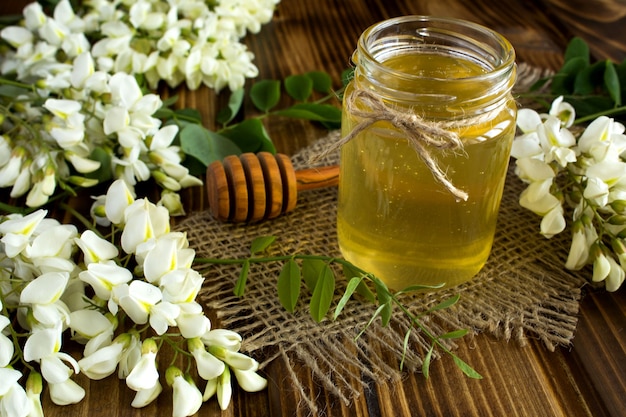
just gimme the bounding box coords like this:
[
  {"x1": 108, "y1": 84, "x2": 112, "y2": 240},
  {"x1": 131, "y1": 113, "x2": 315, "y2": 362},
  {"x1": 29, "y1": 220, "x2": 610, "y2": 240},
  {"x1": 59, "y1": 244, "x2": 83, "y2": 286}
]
[
  {"x1": 159, "y1": 268, "x2": 204, "y2": 305},
  {"x1": 104, "y1": 179, "x2": 136, "y2": 225},
  {"x1": 578, "y1": 116, "x2": 626, "y2": 162},
  {"x1": 0, "y1": 368, "x2": 30, "y2": 417},
  {"x1": 232, "y1": 365, "x2": 267, "y2": 393},
  {"x1": 175, "y1": 302, "x2": 211, "y2": 339},
  {"x1": 539, "y1": 205, "x2": 566, "y2": 238},
  {"x1": 23, "y1": 325, "x2": 80, "y2": 384},
  {"x1": 113, "y1": 280, "x2": 162, "y2": 325},
  {"x1": 605, "y1": 256, "x2": 625, "y2": 292},
  {"x1": 130, "y1": 381, "x2": 163, "y2": 408},
  {"x1": 148, "y1": 301, "x2": 180, "y2": 335},
  {"x1": 143, "y1": 232, "x2": 195, "y2": 284},
  {"x1": 25, "y1": 372, "x2": 44, "y2": 417},
  {"x1": 548, "y1": 95, "x2": 576, "y2": 128},
  {"x1": 187, "y1": 337, "x2": 225, "y2": 380},
  {"x1": 117, "y1": 330, "x2": 142, "y2": 380},
  {"x1": 0, "y1": 210, "x2": 47, "y2": 258},
  {"x1": 0, "y1": 316, "x2": 14, "y2": 368},
  {"x1": 20, "y1": 271, "x2": 71, "y2": 327},
  {"x1": 47, "y1": 378, "x2": 85, "y2": 406},
  {"x1": 565, "y1": 220, "x2": 590, "y2": 270},
  {"x1": 166, "y1": 367, "x2": 203, "y2": 417},
  {"x1": 77, "y1": 335, "x2": 128, "y2": 380},
  {"x1": 78, "y1": 260, "x2": 133, "y2": 304},
  {"x1": 121, "y1": 199, "x2": 170, "y2": 254},
  {"x1": 536, "y1": 116, "x2": 577, "y2": 167},
  {"x1": 68, "y1": 310, "x2": 115, "y2": 356},
  {"x1": 125, "y1": 338, "x2": 159, "y2": 392},
  {"x1": 74, "y1": 230, "x2": 119, "y2": 265}
]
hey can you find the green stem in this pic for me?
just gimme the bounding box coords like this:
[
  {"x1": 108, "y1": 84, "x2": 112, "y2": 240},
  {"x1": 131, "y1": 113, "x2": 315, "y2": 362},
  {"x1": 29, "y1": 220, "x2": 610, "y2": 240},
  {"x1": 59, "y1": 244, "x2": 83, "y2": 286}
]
[{"x1": 574, "y1": 105, "x2": 626, "y2": 124}]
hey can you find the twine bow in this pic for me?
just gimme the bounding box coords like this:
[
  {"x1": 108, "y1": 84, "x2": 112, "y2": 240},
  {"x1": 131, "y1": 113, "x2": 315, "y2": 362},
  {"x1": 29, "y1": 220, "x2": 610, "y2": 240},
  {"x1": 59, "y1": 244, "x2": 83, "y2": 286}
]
[{"x1": 315, "y1": 88, "x2": 470, "y2": 201}]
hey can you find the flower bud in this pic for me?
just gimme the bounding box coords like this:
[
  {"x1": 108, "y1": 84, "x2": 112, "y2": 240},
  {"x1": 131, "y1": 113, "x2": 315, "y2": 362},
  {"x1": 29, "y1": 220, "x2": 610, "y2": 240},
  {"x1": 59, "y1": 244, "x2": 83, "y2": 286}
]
[{"x1": 608, "y1": 215, "x2": 626, "y2": 226}]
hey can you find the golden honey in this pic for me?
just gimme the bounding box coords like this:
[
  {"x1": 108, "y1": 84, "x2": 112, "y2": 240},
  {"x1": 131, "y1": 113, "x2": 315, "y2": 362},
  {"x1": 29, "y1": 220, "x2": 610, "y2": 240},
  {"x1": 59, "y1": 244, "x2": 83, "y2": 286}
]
[{"x1": 337, "y1": 17, "x2": 516, "y2": 290}]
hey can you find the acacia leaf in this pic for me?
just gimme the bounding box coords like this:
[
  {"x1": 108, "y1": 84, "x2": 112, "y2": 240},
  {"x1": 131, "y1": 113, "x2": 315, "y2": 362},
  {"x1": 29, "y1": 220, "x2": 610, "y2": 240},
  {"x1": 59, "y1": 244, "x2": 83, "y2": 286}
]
[
  {"x1": 333, "y1": 276, "x2": 363, "y2": 319},
  {"x1": 564, "y1": 36, "x2": 590, "y2": 65},
  {"x1": 310, "y1": 264, "x2": 335, "y2": 322},
  {"x1": 302, "y1": 258, "x2": 327, "y2": 291},
  {"x1": 422, "y1": 345, "x2": 434, "y2": 379},
  {"x1": 278, "y1": 259, "x2": 301, "y2": 313},
  {"x1": 428, "y1": 294, "x2": 461, "y2": 313},
  {"x1": 452, "y1": 354, "x2": 483, "y2": 379},
  {"x1": 274, "y1": 103, "x2": 341, "y2": 123},
  {"x1": 604, "y1": 60, "x2": 622, "y2": 106},
  {"x1": 250, "y1": 79, "x2": 281, "y2": 112},
  {"x1": 219, "y1": 118, "x2": 276, "y2": 154},
  {"x1": 179, "y1": 124, "x2": 241, "y2": 168},
  {"x1": 250, "y1": 235, "x2": 276, "y2": 254},
  {"x1": 285, "y1": 74, "x2": 313, "y2": 101},
  {"x1": 342, "y1": 263, "x2": 376, "y2": 302},
  {"x1": 216, "y1": 88, "x2": 245, "y2": 125},
  {"x1": 440, "y1": 329, "x2": 469, "y2": 339},
  {"x1": 234, "y1": 260, "x2": 250, "y2": 297},
  {"x1": 306, "y1": 71, "x2": 333, "y2": 93}
]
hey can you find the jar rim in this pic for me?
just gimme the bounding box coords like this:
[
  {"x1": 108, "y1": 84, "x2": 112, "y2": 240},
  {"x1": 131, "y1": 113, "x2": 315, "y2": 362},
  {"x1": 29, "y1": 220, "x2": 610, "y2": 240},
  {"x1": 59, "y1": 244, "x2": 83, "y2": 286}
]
[{"x1": 356, "y1": 15, "x2": 516, "y2": 84}]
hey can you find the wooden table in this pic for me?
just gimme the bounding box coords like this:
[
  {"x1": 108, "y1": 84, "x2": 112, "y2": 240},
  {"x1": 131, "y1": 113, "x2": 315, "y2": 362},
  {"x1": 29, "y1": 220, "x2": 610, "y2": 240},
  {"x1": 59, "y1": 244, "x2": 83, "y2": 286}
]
[{"x1": 2, "y1": 1, "x2": 625, "y2": 416}]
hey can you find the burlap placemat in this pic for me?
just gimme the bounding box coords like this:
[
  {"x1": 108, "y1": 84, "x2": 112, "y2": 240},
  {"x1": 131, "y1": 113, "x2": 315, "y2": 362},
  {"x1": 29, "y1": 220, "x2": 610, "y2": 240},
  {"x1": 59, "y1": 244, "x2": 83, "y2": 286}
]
[{"x1": 176, "y1": 63, "x2": 588, "y2": 412}]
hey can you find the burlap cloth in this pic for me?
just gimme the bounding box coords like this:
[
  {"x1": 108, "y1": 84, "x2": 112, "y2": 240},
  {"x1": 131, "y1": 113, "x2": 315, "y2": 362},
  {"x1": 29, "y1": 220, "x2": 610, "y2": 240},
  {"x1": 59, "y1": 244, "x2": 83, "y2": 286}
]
[{"x1": 176, "y1": 64, "x2": 589, "y2": 412}]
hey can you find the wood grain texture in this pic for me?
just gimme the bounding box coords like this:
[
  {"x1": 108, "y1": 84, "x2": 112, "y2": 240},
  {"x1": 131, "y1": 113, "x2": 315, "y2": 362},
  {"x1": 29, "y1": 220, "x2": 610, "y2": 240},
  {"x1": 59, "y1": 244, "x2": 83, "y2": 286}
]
[{"x1": 1, "y1": 1, "x2": 625, "y2": 416}]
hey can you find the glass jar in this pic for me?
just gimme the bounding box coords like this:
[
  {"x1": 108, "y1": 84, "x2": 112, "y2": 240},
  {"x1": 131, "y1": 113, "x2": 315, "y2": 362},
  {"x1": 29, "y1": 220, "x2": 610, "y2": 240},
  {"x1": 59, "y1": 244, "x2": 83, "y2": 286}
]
[{"x1": 337, "y1": 16, "x2": 517, "y2": 290}]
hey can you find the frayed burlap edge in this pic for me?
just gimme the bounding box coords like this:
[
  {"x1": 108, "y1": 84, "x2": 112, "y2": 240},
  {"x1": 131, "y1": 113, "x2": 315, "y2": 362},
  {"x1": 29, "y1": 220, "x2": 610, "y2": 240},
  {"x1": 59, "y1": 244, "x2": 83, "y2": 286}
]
[{"x1": 176, "y1": 62, "x2": 587, "y2": 414}]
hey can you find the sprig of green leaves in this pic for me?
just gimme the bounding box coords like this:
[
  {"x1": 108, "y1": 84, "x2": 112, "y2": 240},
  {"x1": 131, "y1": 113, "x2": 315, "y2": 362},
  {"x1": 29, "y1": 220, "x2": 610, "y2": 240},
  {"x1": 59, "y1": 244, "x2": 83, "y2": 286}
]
[
  {"x1": 195, "y1": 235, "x2": 481, "y2": 379},
  {"x1": 156, "y1": 70, "x2": 343, "y2": 177},
  {"x1": 523, "y1": 37, "x2": 626, "y2": 123}
]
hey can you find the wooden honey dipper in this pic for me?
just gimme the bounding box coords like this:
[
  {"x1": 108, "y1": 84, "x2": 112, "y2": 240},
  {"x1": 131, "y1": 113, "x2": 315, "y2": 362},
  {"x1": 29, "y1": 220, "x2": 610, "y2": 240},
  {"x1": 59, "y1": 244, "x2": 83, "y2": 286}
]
[{"x1": 206, "y1": 152, "x2": 339, "y2": 222}]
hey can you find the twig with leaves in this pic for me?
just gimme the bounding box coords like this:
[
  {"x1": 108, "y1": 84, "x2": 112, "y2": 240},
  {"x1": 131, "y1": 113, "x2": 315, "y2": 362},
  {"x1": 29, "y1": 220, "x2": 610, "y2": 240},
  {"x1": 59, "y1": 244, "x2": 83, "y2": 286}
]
[{"x1": 195, "y1": 235, "x2": 482, "y2": 379}]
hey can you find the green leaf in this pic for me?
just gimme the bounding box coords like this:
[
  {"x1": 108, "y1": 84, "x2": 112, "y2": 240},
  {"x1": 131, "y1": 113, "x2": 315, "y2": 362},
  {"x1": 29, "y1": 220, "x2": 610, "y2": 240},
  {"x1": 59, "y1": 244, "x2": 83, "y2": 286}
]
[
  {"x1": 573, "y1": 60, "x2": 605, "y2": 95},
  {"x1": 428, "y1": 294, "x2": 461, "y2": 313},
  {"x1": 274, "y1": 103, "x2": 342, "y2": 124},
  {"x1": 302, "y1": 258, "x2": 327, "y2": 291},
  {"x1": 175, "y1": 107, "x2": 203, "y2": 124},
  {"x1": 219, "y1": 118, "x2": 276, "y2": 154},
  {"x1": 216, "y1": 88, "x2": 245, "y2": 125},
  {"x1": 309, "y1": 264, "x2": 335, "y2": 322},
  {"x1": 250, "y1": 235, "x2": 276, "y2": 254},
  {"x1": 0, "y1": 84, "x2": 30, "y2": 98},
  {"x1": 341, "y1": 263, "x2": 376, "y2": 302},
  {"x1": 234, "y1": 260, "x2": 250, "y2": 297},
  {"x1": 422, "y1": 345, "x2": 434, "y2": 379},
  {"x1": 563, "y1": 37, "x2": 590, "y2": 65},
  {"x1": 333, "y1": 276, "x2": 363, "y2": 319},
  {"x1": 250, "y1": 79, "x2": 281, "y2": 112},
  {"x1": 440, "y1": 329, "x2": 469, "y2": 339},
  {"x1": 179, "y1": 124, "x2": 241, "y2": 167},
  {"x1": 604, "y1": 60, "x2": 622, "y2": 106},
  {"x1": 400, "y1": 328, "x2": 411, "y2": 370},
  {"x1": 355, "y1": 303, "x2": 387, "y2": 339},
  {"x1": 373, "y1": 278, "x2": 392, "y2": 326},
  {"x1": 306, "y1": 71, "x2": 333, "y2": 93},
  {"x1": 284, "y1": 74, "x2": 313, "y2": 101},
  {"x1": 278, "y1": 259, "x2": 301, "y2": 312},
  {"x1": 452, "y1": 354, "x2": 482, "y2": 379},
  {"x1": 396, "y1": 282, "x2": 445, "y2": 294},
  {"x1": 551, "y1": 57, "x2": 588, "y2": 95}
]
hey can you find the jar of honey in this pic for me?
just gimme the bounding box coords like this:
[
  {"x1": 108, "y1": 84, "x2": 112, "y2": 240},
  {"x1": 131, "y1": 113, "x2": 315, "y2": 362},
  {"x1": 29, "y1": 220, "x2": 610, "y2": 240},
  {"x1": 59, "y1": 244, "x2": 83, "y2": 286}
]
[{"x1": 337, "y1": 16, "x2": 516, "y2": 290}]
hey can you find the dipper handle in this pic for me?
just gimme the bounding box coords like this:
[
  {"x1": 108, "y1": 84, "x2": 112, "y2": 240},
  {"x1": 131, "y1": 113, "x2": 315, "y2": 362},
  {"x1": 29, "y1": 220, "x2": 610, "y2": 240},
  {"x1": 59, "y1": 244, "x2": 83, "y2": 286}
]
[{"x1": 206, "y1": 152, "x2": 339, "y2": 223}]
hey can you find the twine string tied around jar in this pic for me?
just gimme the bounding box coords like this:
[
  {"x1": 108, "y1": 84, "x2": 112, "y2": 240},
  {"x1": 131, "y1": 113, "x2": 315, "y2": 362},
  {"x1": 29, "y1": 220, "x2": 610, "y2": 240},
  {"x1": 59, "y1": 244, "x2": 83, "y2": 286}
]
[{"x1": 313, "y1": 88, "x2": 471, "y2": 201}]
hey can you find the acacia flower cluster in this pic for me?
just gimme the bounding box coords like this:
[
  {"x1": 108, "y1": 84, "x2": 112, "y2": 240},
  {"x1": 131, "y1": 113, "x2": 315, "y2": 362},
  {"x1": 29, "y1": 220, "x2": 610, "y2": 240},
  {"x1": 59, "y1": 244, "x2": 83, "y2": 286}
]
[
  {"x1": 511, "y1": 96, "x2": 626, "y2": 291},
  {"x1": 0, "y1": 0, "x2": 279, "y2": 208},
  {"x1": 0, "y1": 179, "x2": 266, "y2": 416}
]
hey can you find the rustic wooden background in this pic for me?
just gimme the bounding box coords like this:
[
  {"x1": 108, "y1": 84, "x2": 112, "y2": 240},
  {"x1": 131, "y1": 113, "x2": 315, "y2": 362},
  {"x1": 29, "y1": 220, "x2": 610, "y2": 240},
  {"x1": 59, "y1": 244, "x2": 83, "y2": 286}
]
[{"x1": 1, "y1": 0, "x2": 625, "y2": 416}]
